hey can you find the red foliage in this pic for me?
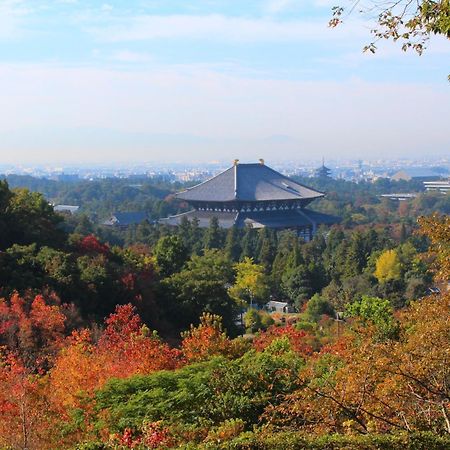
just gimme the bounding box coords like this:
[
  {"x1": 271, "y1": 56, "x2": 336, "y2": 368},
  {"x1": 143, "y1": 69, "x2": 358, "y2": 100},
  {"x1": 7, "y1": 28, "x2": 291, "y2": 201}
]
[
  {"x1": 116, "y1": 428, "x2": 140, "y2": 448},
  {"x1": 96, "y1": 304, "x2": 182, "y2": 377},
  {"x1": 114, "y1": 422, "x2": 173, "y2": 449},
  {"x1": 253, "y1": 324, "x2": 314, "y2": 357},
  {"x1": 100, "y1": 303, "x2": 142, "y2": 347},
  {"x1": 0, "y1": 293, "x2": 66, "y2": 371},
  {"x1": 49, "y1": 304, "x2": 182, "y2": 413},
  {"x1": 142, "y1": 421, "x2": 174, "y2": 449},
  {"x1": 78, "y1": 234, "x2": 110, "y2": 255},
  {"x1": 121, "y1": 272, "x2": 137, "y2": 291}
]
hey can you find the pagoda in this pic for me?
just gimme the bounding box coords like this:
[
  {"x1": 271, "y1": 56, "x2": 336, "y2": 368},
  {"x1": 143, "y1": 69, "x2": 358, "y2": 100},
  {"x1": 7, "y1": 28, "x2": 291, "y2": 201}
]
[
  {"x1": 315, "y1": 157, "x2": 332, "y2": 178},
  {"x1": 161, "y1": 159, "x2": 339, "y2": 240}
]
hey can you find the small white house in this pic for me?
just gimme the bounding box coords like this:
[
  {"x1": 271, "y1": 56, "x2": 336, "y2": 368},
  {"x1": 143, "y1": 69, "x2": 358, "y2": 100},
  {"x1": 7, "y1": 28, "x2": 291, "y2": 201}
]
[
  {"x1": 265, "y1": 300, "x2": 295, "y2": 314},
  {"x1": 53, "y1": 205, "x2": 80, "y2": 214}
]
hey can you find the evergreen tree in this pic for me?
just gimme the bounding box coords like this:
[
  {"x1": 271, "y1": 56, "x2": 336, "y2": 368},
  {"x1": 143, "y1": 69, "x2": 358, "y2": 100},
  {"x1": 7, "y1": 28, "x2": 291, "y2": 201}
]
[
  {"x1": 189, "y1": 217, "x2": 203, "y2": 255},
  {"x1": 281, "y1": 264, "x2": 313, "y2": 308},
  {"x1": 240, "y1": 226, "x2": 258, "y2": 260},
  {"x1": 224, "y1": 226, "x2": 242, "y2": 261},
  {"x1": 178, "y1": 216, "x2": 192, "y2": 251},
  {"x1": 256, "y1": 228, "x2": 276, "y2": 269},
  {"x1": 134, "y1": 221, "x2": 152, "y2": 244},
  {"x1": 285, "y1": 239, "x2": 303, "y2": 270},
  {"x1": 270, "y1": 230, "x2": 299, "y2": 296},
  {"x1": 0, "y1": 180, "x2": 12, "y2": 250},
  {"x1": 322, "y1": 228, "x2": 345, "y2": 280},
  {"x1": 343, "y1": 232, "x2": 368, "y2": 278},
  {"x1": 365, "y1": 228, "x2": 380, "y2": 253},
  {"x1": 307, "y1": 260, "x2": 328, "y2": 293},
  {"x1": 203, "y1": 217, "x2": 223, "y2": 250},
  {"x1": 400, "y1": 223, "x2": 408, "y2": 243},
  {"x1": 303, "y1": 231, "x2": 326, "y2": 263}
]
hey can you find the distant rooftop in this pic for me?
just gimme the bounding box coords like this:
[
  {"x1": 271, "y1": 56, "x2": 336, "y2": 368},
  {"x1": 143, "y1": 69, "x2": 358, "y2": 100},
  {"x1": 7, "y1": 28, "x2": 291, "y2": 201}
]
[
  {"x1": 176, "y1": 160, "x2": 324, "y2": 203},
  {"x1": 391, "y1": 167, "x2": 447, "y2": 181},
  {"x1": 103, "y1": 211, "x2": 148, "y2": 227}
]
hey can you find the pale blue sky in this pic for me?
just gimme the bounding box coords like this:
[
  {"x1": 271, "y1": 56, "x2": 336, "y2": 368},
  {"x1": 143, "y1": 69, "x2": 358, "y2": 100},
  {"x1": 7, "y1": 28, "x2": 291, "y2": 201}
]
[{"x1": 0, "y1": 0, "x2": 449, "y2": 164}]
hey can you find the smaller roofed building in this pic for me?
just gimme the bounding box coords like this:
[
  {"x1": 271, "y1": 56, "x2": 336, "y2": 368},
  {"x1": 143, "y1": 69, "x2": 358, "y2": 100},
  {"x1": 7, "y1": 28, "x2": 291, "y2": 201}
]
[
  {"x1": 160, "y1": 160, "x2": 339, "y2": 240},
  {"x1": 103, "y1": 212, "x2": 148, "y2": 228},
  {"x1": 423, "y1": 179, "x2": 450, "y2": 194},
  {"x1": 390, "y1": 168, "x2": 446, "y2": 182}
]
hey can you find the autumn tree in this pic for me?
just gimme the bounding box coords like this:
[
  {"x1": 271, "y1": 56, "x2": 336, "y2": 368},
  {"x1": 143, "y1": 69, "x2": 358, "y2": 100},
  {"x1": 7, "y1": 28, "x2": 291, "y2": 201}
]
[
  {"x1": 418, "y1": 213, "x2": 450, "y2": 281},
  {"x1": 271, "y1": 291, "x2": 449, "y2": 435},
  {"x1": 0, "y1": 293, "x2": 66, "y2": 371},
  {"x1": 374, "y1": 249, "x2": 402, "y2": 283},
  {"x1": 181, "y1": 312, "x2": 232, "y2": 363},
  {"x1": 253, "y1": 324, "x2": 314, "y2": 357},
  {"x1": 229, "y1": 257, "x2": 270, "y2": 308},
  {"x1": 49, "y1": 304, "x2": 180, "y2": 414},
  {"x1": 0, "y1": 352, "x2": 50, "y2": 450}
]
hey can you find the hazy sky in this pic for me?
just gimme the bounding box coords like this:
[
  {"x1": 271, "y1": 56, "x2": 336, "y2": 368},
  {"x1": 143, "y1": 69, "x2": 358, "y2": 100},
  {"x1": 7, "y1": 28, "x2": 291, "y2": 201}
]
[{"x1": 0, "y1": 0, "x2": 449, "y2": 164}]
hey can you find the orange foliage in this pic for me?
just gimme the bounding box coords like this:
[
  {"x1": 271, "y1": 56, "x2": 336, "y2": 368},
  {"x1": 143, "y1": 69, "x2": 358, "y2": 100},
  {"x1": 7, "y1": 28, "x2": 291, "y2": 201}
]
[
  {"x1": 0, "y1": 351, "x2": 52, "y2": 449},
  {"x1": 269, "y1": 293, "x2": 450, "y2": 435},
  {"x1": 417, "y1": 214, "x2": 450, "y2": 281},
  {"x1": 49, "y1": 304, "x2": 181, "y2": 413},
  {"x1": 181, "y1": 312, "x2": 233, "y2": 363},
  {"x1": 253, "y1": 324, "x2": 314, "y2": 357}
]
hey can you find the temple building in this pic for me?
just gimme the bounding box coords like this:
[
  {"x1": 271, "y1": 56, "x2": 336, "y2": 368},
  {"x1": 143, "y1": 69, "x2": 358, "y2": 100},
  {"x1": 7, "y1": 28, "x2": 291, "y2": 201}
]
[
  {"x1": 161, "y1": 159, "x2": 339, "y2": 240},
  {"x1": 315, "y1": 158, "x2": 332, "y2": 178}
]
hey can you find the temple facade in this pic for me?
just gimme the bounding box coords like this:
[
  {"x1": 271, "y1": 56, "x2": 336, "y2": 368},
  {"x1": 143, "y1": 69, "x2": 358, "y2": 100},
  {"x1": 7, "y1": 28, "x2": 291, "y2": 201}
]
[{"x1": 161, "y1": 160, "x2": 339, "y2": 240}]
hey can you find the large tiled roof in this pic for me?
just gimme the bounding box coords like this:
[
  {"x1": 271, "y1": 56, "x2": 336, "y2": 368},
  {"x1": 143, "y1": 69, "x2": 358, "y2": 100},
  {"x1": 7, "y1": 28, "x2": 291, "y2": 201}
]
[{"x1": 176, "y1": 163, "x2": 324, "y2": 202}]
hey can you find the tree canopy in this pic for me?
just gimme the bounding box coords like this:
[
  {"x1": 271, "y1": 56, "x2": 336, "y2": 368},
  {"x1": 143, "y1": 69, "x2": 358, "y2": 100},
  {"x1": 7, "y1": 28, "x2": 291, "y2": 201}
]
[{"x1": 331, "y1": 0, "x2": 450, "y2": 57}]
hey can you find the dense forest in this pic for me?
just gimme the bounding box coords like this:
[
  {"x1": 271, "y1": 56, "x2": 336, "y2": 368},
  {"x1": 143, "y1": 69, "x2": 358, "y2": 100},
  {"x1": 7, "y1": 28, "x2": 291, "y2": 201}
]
[{"x1": 0, "y1": 177, "x2": 449, "y2": 449}]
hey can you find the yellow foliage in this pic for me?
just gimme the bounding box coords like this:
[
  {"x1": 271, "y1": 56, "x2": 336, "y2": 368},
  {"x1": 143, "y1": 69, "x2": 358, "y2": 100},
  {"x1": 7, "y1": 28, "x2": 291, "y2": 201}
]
[{"x1": 374, "y1": 249, "x2": 402, "y2": 283}]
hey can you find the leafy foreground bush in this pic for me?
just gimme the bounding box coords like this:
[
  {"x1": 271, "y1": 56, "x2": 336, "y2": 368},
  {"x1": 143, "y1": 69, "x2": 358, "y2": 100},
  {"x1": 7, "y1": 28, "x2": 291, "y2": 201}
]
[
  {"x1": 76, "y1": 431, "x2": 450, "y2": 450},
  {"x1": 209, "y1": 431, "x2": 450, "y2": 450}
]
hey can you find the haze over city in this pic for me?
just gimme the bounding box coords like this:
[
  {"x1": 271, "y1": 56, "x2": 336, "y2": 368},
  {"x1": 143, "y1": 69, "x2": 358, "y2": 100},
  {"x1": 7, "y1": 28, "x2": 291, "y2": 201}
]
[{"x1": 0, "y1": 0, "x2": 449, "y2": 164}]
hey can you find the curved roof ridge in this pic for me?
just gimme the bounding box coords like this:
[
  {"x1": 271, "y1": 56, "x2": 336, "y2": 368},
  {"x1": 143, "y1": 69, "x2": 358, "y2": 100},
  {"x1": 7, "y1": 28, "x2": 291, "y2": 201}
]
[{"x1": 176, "y1": 162, "x2": 325, "y2": 203}]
